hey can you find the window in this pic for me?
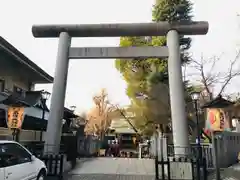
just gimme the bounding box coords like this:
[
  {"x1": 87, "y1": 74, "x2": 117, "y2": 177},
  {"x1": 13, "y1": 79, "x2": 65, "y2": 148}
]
[
  {"x1": 0, "y1": 143, "x2": 31, "y2": 167},
  {"x1": 0, "y1": 79, "x2": 5, "y2": 92}
]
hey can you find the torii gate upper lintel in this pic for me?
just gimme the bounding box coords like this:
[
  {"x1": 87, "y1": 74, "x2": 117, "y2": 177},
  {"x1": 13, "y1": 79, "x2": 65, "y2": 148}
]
[
  {"x1": 32, "y1": 21, "x2": 209, "y2": 155},
  {"x1": 32, "y1": 21, "x2": 208, "y2": 38}
]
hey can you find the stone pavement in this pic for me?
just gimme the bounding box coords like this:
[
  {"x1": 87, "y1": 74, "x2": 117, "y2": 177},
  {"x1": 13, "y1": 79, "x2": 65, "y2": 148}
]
[
  {"x1": 67, "y1": 174, "x2": 154, "y2": 180},
  {"x1": 64, "y1": 158, "x2": 240, "y2": 180},
  {"x1": 207, "y1": 163, "x2": 240, "y2": 180},
  {"x1": 65, "y1": 158, "x2": 155, "y2": 180}
]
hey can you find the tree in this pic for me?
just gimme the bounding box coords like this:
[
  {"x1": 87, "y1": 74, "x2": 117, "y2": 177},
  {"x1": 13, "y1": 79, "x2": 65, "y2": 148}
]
[
  {"x1": 115, "y1": 0, "x2": 193, "y2": 135},
  {"x1": 84, "y1": 89, "x2": 115, "y2": 139},
  {"x1": 190, "y1": 50, "x2": 240, "y2": 101}
]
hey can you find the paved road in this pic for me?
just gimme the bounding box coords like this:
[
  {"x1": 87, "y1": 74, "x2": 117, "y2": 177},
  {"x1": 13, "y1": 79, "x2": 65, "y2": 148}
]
[
  {"x1": 63, "y1": 158, "x2": 240, "y2": 180},
  {"x1": 65, "y1": 158, "x2": 155, "y2": 180}
]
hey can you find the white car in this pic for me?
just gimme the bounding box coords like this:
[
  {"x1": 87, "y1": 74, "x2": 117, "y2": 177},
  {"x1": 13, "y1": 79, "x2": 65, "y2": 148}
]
[{"x1": 0, "y1": 140, "x2": 47, "y2": 180}]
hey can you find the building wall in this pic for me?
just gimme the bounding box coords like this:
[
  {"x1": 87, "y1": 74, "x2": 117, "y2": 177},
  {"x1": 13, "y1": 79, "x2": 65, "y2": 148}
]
[
  {"x1": 0, "y1": 56, "x2": 35, "y2": 91},
  {"x1": 0, "y1": 127, "x2": 41, "y2": 142},
  {"x1": 0, "y1": 52, "x2": 52, "y2": 142},
  {"x1": 0, "y1": 127, "x2": 63, "y2": 143}
]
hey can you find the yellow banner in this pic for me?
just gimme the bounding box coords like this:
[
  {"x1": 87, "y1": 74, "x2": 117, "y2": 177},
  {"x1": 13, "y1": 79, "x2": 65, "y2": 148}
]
[{"x1": 7, "y1": 107, "x2": 24, "y2": 129}]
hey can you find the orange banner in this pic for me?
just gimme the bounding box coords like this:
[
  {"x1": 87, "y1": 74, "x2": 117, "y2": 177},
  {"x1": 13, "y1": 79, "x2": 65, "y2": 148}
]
[{"x1": 7, "y1": 107, "x2": 24, "y2": 129}]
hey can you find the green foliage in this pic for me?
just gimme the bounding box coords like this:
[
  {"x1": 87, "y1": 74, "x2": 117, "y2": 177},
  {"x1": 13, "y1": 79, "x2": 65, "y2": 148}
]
[
  {"x1": 115, "y1": 0, "x2": 193, "y2": 135},
  {"x1": 153, "y1": 0, "x2": 193, "y2": 62},
  {"x1": 152, "y1": 0, "x2": 193, "y2": 22}
]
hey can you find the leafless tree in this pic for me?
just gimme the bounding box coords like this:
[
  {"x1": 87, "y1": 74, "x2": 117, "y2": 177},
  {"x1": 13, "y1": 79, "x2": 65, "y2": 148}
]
[{"x1": 189, "y1": 50, "x2": 240, "y2": 100}]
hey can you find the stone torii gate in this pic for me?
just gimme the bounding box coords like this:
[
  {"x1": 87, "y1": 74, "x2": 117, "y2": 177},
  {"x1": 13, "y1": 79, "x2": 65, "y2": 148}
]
[{"x1": 32, "y1": 21, "x2": 209, "y2": 155}]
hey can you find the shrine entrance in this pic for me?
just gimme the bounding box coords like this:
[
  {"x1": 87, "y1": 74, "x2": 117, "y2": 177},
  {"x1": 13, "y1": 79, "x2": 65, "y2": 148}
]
[{"x1": 31, "y1": 21, "x2": 209, "y2": 155}]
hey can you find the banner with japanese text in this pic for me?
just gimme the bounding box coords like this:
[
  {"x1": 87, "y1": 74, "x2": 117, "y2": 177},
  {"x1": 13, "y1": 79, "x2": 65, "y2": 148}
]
[{"x1": 7, "y1": 106, "x2": 24, "y2": 129}]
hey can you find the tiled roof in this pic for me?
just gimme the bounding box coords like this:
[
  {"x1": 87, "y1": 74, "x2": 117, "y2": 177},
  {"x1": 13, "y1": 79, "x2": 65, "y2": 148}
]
[
  {"x1": 0, "y1": 91, "x2": 78, "y2": 121},
  {"x1": 24, "y1": 91, "x2": 42, "y2": 106},
  {"x1": 64, "y1": 107, "x2": 78, "y2": 119},
  {"x1": 0, "y1": 91, "x2": 45, "y2": 109},
  {"x1": 0, "y1": 92, "x2": 31, "y2": 107},
  {"x1": 201, "y1": 95, "x2": 234, "y2": 108}
]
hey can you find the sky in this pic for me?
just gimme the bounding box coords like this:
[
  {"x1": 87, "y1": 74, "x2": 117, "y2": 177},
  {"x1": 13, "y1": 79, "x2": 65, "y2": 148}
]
[{"x1": 0, "y1": 0, "x2": 240, "y2": 114}]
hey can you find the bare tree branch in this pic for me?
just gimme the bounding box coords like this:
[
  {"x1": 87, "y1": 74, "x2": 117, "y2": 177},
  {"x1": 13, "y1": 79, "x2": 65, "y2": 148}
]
[
  {"x1": 218, "y1": 50, "x2": 240, "y2": 95},
  {"x1": 189, "y1": 50, "x2": 240, "y2": 100}
]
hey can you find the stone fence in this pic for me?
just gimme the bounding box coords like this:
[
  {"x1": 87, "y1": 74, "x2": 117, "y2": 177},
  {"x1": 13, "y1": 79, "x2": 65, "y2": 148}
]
[
  {"x1": 148, "y1": 131, "x2": 240, "y2": 169},
  {"x1": 214, "y1": 131, "x2": 240, "y2": 168}
]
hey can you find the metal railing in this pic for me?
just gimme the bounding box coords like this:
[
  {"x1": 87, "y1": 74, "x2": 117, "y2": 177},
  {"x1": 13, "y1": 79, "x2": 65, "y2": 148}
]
[
  {"x1": 155, "y1": 157, "x2": 208, "y2": 180},
  {"x1": 167, "y1": 144, "x2": 214, "y2": 169},
  {"x1": 37, "y1": 154, "x2": 64, "y2": 179}
]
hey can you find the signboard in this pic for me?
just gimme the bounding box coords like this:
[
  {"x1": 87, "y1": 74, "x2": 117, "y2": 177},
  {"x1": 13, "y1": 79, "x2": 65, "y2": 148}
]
[
  {"x1": 204, "y1": 108, "x2": 231, "y2": 135},
  {"x1": 69, "y1": 46, "x2": 169, "y2": 59},
  {"x1": 7, "y1": 107, "x2": 24, "y2": 129}
]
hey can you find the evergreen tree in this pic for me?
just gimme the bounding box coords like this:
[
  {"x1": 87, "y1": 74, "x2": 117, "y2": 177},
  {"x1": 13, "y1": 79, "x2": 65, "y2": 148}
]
[{"x1": 115, "y1": 0, "x2": 193, "y2": 135}]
